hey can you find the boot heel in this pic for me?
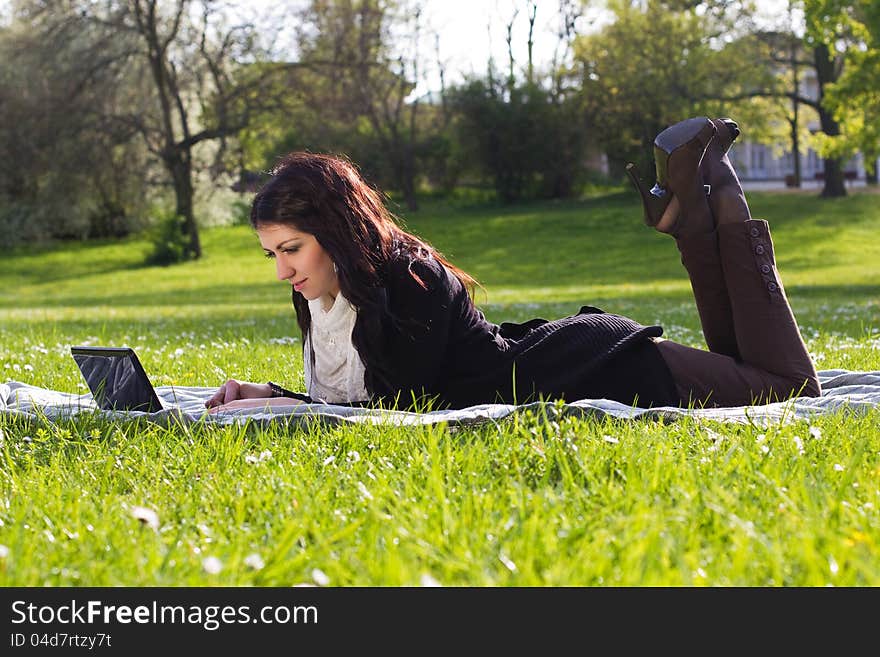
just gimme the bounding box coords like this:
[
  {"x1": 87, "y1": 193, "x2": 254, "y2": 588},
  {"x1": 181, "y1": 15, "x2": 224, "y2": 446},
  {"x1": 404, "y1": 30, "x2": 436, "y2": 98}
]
[
  {"x1": 629, "y1": 117, "x2": 716, "y2": 236},
  {"x1": 626, "y1": 162, "x2": 671, "y2": 227},
  {"x1": 627, "y1": 163, "x2": 711, "y2": 229}
]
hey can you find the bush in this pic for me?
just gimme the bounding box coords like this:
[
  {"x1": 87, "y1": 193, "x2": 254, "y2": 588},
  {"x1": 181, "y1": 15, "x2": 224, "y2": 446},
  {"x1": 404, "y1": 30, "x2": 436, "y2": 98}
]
[
  {"x1": 449, "y1": 80, "x2": 589, "y2": 203},
  {"x1": 0, "y1": 201, "x2": 40, "y2": 248},
  {"x1": 144, "y1": 209, "x2": 189, "y2": 266},
  {"x1": 230, "y1": 198, "x2": 252, "y2": 226}
]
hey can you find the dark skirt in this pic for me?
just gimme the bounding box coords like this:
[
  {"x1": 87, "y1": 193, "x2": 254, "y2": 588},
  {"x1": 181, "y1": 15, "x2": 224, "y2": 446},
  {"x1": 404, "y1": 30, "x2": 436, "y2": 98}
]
[
  {"x1": 444, "y1": 306, "x2": 679, "y2": 409},
  {"x1": 574, "y1": 337, "x2": 679, "y2": 408}
]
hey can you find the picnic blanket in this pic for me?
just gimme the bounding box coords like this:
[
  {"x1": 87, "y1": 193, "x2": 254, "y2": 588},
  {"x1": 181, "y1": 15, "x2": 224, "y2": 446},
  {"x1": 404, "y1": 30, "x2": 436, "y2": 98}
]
[{"x1": 1, "y1": 369, "x2": 878, "y2": 429}]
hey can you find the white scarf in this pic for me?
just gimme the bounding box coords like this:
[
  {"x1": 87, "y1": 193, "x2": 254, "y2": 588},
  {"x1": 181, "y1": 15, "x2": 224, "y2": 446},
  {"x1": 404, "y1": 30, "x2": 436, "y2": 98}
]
[{"x1": 303, "y1": 292, "x2": 368, "y2": 403}]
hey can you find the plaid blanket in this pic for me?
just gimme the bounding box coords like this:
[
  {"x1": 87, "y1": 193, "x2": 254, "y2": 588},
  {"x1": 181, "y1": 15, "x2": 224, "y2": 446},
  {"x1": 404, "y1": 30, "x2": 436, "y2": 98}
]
[{"x1": 2, "y1": 369, "x2": 878, "y2": 429}]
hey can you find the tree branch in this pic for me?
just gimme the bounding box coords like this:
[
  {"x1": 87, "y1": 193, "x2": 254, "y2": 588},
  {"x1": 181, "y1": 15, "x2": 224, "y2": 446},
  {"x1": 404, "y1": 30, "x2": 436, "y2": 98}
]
[{"x1": 715, "y1": 90, "x2": 820, "y2": 110}]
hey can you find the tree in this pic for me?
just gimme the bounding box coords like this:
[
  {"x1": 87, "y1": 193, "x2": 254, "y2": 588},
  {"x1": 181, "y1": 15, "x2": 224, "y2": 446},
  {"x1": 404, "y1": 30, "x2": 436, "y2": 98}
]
[
  {"x1": 447, "y1": 2, "x2": 588, "y2": 202},
  {"x1": 753, "y1": 4, "x2": 821, "y2": 188},
  {"x1": 449, "y1": 76, "x2": 587, "y2": 202},
  {"x1": 573, "y1": 0, "x2": 764, "y2": 178},
  {"x1": 26, "y1": 0, "x2": 288, "y2": 258},
  {"x1": 575, "y1": 0, "x2": 859, "y2": 197},
  {"x1": 730, "y1": 0, "x2": 862, "y2": 197},
  {"x1": 294, "y1": 0, "x2": 431, "y2": 211},
  {"x1": 0, "y1": 3, "x2": 151, "y2": 244},
  {"x1": 810, "y1": 39, "x2": 847, "y2": 196},
  {"x1": 805, "y1": 0, "x2": 880, "y2": 187}
]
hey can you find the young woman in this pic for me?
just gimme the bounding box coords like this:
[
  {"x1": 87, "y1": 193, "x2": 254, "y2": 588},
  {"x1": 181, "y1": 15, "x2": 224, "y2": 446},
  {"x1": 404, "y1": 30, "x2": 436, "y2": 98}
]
[{"x1": 206, "y1": 117, "x2": 820, "y2": 413}]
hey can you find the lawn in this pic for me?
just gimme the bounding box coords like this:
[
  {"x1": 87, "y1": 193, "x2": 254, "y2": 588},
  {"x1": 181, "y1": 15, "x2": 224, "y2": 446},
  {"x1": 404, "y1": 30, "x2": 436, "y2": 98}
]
[{"x1": 1, "y1": 188, "x2": 878, "y2": 585}]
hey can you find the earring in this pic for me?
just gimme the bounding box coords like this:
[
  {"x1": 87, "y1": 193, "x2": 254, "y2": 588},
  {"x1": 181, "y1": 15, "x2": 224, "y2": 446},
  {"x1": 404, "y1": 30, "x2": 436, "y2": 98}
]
[{"x1": 333, "y1": 262, "x2": 338, "y2": 275}]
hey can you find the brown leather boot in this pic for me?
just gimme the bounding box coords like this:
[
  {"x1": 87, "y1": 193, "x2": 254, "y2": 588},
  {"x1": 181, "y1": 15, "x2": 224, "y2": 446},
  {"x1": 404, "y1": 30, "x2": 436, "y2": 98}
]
[
  {"x1": 626, "y1": 117, "x2": 716, "y2": 237},
  {"x1": 700, "y1": 118, "x2": 751, "y2": 225},
  {"x1": 658, "y1": 117, "x2": 717, "y2": 238}
]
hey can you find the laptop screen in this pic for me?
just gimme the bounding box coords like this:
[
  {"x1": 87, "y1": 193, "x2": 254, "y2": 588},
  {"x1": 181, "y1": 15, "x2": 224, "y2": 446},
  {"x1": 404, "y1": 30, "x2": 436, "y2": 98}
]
[{"x1": 71, "y1": 347, "x2": 163, "y2": 412}]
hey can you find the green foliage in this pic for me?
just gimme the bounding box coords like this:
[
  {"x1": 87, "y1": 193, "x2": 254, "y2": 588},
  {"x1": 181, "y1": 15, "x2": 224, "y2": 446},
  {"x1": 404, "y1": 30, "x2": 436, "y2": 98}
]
[
  {"x1": 805, "y1": 0, "x2": 880, "y2": 167},
  {"x1": 574, "y1": 0, "x2": 772, "y2": 176},
  {"x1": 449, "y1": 80, "x2": 587, "y2": 202},
  {"x1": 1, "y1": 191, "x2": 879, "y2": 584},
  {"x1": 144, "y1": 209, "x2": 191, "y2": 267},
  {"x1": 0, "y1": 4, "x2": 150, "y2": 245},
  {"x1": 230, "y1": 198, "x2": 253, "y2": 227}
]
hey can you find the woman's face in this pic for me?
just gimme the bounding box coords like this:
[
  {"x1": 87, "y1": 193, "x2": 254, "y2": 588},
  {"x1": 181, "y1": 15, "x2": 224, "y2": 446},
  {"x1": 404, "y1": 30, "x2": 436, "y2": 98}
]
[{"x1": 256, "y1": 223, "x2": 339, "y2": 301}]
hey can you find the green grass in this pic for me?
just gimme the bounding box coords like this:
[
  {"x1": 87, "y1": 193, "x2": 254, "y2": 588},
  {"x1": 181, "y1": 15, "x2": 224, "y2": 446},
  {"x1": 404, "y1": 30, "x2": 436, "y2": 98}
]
[{"x1": 1, "y1": 187, "x2": 879, "y2": 585}]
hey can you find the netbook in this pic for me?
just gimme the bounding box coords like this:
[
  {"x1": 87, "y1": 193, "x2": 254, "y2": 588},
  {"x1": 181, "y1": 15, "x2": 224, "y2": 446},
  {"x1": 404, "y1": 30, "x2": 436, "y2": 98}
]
[{"x1": 71, "y1": 346, "x2": 164, "y2": 412}]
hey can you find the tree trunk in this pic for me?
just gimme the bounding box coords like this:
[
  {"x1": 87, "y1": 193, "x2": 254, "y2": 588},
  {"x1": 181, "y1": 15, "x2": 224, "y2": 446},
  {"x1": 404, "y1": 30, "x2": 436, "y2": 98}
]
[
  {"x1": 789, "y1": 117, "x2": 801, "y2": 187},
  {"x1": 819, "y1": 155, "x2": 847, "y2": 198},
  {"x1": 814, "y1": 44, "x2": 846, "y2": 198},
  {"x1": 816, "y1": 101, "x2": 847, "y2": 198},
  {"x1": 867, "y1": 161, "x2": 878, "y2": 186},
  {"x1": 167, "y1": 150, "x2": 201, "y2": 259},
  {"x1": 789, "y1": 23, "x2": 801, "y2": 187}
]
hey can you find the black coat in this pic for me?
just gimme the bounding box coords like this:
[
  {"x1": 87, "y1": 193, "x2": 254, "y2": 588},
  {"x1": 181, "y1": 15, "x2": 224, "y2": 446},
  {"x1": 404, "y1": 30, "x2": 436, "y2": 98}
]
[{"x1": 342, "y1": 250, "x2": 678, "y2": 410}]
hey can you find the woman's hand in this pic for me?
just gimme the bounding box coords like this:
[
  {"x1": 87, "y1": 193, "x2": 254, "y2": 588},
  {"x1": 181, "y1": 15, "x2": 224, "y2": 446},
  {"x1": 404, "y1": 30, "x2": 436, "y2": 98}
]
[
  {"x1": 206, "y1": 396, "x2": 305, "y2": 415},
  {"x1": 205, "y1": 379, "x2": 273, "y2": 409}
]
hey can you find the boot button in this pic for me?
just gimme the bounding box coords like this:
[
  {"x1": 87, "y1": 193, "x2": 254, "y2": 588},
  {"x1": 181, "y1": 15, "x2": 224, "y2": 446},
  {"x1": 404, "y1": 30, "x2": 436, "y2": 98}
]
[
  {"x1": 761, "y1": 264, "x2": 771, "y2": 274},
  {"x1": 767, "y1": 281, "x2": 777, "y2": 292},
  {"x1": 755, "y1": 244, "x2": 765, "y2": 255},
  {"x1": 750, "y1": 227, "x2": 760, "y2": 237}
]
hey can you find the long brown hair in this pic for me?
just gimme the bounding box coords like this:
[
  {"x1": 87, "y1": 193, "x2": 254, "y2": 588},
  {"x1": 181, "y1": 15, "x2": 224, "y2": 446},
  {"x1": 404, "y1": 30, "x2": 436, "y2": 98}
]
[{"x1": 250, "y1": 151, "x2": 479, "y2": 392}]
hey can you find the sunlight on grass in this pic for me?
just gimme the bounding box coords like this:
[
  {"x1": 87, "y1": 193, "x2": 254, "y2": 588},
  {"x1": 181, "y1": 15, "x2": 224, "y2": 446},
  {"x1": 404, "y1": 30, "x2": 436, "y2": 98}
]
[{"x1": 1, "y1": 189, "x2": 878, "y2": 585}]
